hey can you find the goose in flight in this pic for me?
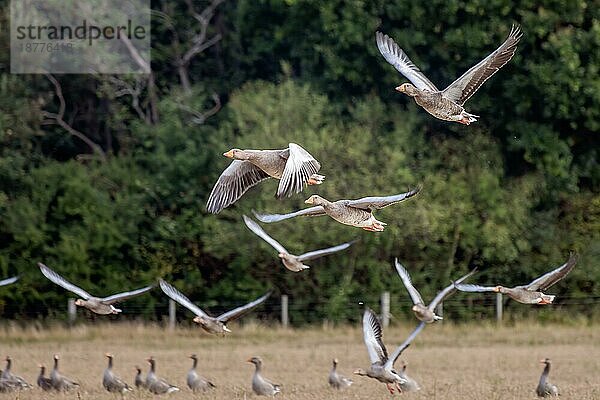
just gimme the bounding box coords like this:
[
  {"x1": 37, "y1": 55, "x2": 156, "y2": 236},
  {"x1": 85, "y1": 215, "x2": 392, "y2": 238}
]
[
  {"x1": 353, "y1": 308, "x2": 425, "y2": 394},
  {"x1": 254, "y1": 187, "x2": 421, "y2": 232},
  {"x1": 38, "y1": 263, "x2": 154, "y2": 314},
  {"x1": 454, "y1": 253, "x2": 578, "y2": 304},
  {"x1": 376, "y1": 25, "x2": 522, "y2": 124},
  {"x1": 243, "y1": 215, "x2": 355, "y2": 271},
  {"x1": 395, "y1": 259, "x2": 476, "y2": 323},
  {"x1": 207, "y1": 143, "x2": 324, "y2": 214},
  {"x1": 159, "y1": 279, "x2": 271, "y2": 335}
]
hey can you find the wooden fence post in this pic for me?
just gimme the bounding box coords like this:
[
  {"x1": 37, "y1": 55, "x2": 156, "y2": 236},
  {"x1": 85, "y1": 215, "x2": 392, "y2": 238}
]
[
  {"x1": 281, "y1": 295, "x2": 289, "y2": 328},
  {"x1": 496, "y1": 292, "x2": 503, "y2": 323},
  {"x1": 381, "y1": 291, "x2": 390, "y2": 328},
  {"x1": 168, "y1": 299, "x2": 176, "y2": 330},
  {"x1": 67, "y1": 299, "x2": 76, "y2": 324}
]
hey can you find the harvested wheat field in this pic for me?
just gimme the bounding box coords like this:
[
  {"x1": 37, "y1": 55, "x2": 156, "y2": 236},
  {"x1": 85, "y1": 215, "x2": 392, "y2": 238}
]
[{"x1": 0, "y1": 321, "x2": 599, "y2": 399}]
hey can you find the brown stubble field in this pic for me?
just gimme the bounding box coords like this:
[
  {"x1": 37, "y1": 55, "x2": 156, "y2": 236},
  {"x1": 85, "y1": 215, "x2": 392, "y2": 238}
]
[{"x1": 0, "y1": 321, "x2": 599, "y2": 399}]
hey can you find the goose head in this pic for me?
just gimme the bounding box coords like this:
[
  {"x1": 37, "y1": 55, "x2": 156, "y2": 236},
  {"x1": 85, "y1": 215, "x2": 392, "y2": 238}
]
[
  {"x1": 304, "y1": 195, "x2": 326, "y2": 205},
  {"x1": 395, "y1": 83, "x2": 418, "y2": 96},
  {"x1": 223, "y1": 149, "x2": 249, "y2": 160}
]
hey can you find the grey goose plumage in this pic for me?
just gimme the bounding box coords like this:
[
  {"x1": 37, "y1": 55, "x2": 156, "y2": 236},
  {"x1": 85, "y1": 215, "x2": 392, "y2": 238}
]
[
  {"x1": 537, "y1": 358, "x2": 559, "y2": 397},
  {"x1": 248, "y1": 356, "x2": 281, "y2": 396},
  {"x1": 376, "y1": 25, "x2": 522, "y2": 124},
  {"x1": 207, "y1": 143, "x2": 324, "y2": 214},
  {"x1": 146, "y1": 357, "x2": 179, "y2": 394},
  {"x1": 50, "y1": 354, "x2": 79, "y2": 391},
  {"x1": 254, "y1": 187, "x2": 421, "y2": 232},
  {"x1": 328, "y1": 358, "x2": 353, "y2": 390},
  {"x1": 37, "y1": 365, "x2": 53, "y2": 391},
  {"x1": 103, "y1": 354, "x2": 133, "y2": 394},
  {"x1": 187, "y1": 354, "x2": 215, "y2": 392}
]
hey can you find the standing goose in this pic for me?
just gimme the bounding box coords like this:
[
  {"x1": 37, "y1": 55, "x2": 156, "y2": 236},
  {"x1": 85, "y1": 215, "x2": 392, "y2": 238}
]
[
  {"x1": 353, "y1": 308, "x2": 425, "y2": 394},
  {"x1": 248, "y1": 356, "x2": 281, "y2": 396},
  {"x1": 537, "y1": 358, "x2": 559, "y2": 397},
  {"x1": 187, "y1": 354, "x2": 215, "y2": 392},
  {"x1": 398, "y1": 362, "x2": 420, "y2": 392},
  {"x1": 103, "y1": 354, "x2": 133, "y2": 394},
  {"x1": 2, "y1": 356, "x2": 32, "y2": 389},
  {"x1": 159, "y1": 279, "x2": 271, "y2": 335},
  {"x1": 243, "y1": 215, "x2": 355, "y2": 271},
  {"x1": 50, "y1": 354, "x2": 79, "y2": 391},
  {"x1": 455, "y1": 253, "x2": 578, "y2": 304},
  {"x1": 37, "y1": 365, "x2": 53, "y2": 391},
  {"x1": 395, "y1": 259, "x2": 476, "y2": 323},
  {"x1": 134, "y1": 366, "x2": 146, "y2": 390},
  {"x1": 376, "y1": 25, "x2": 522, "y2": 124},
  {"x1": 0, "y1": 276, "x2": 18, "y2": 287},
  {"x1": 146, "y1": 357, "x2": 179, "y2": 395},
  {"x1": 254, "y1": 187, "x2": 421, "y2": 232},
  {"x1": 328, "y1": 358, "x2": 353, "y2": 390},
  {"x1": 207, "y1": 143, "x2": 324, "y2": 214},
  {"x1": 38, "y1": 263, "x2": 154, "y2": 314}
]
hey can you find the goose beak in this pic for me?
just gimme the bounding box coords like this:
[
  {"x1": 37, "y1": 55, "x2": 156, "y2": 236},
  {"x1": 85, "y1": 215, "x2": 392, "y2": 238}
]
[
  {"x1": 304, "y1": 198, "x2": 313, "y2": 204},
  {"x1": 247, "y1": 358, "x2": 253, "y2": 363},
  {"x1": 395, "y1": 85, "x2": 405, "y2": 92},
  {"x1": 539, "y1": 359, "x2": 546, "y2": 363},
  {"x1": 223, "y1": 150, "x2": 234, "y2": 158}
]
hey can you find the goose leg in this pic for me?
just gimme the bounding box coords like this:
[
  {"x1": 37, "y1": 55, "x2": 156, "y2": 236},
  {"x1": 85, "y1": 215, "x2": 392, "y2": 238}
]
[{"x1": 386, "y1": 383, "x2": 395, "y2": 394}]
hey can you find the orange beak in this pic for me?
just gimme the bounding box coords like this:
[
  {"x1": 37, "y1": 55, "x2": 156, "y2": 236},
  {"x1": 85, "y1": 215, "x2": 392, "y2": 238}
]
[
  {"x1": 223, "y1": 150, "x2": 234, "y2": 158},
  {"x1": 247, "y1": 358, "x2": 253, "y2": 363},
  {"x1": 395, "y1": 85, "x2": 405, "y2": 92},
  {"x1": 539, "y1": 359, "x2": 546, "y2": 363}
]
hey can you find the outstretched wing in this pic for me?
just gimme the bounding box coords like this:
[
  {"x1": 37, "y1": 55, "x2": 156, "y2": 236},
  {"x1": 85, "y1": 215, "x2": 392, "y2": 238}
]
[
  {"x1": 443, "y1": 24, "x2": 522, "y2": 105},
  {"x1": 454, "y1": 283, "x2": 497, "y2": 293},
  {"x1": 159, "y1": 279, "x2": 210, "y2": 318},
  {"x1": 394, "y1": 259, "x2": 424, "y2": 305},
  {"x1": 376, "y1": 32, "x2": 439, "y2": 92},
  {"x1": 297, "y1": 240, "x2": 356, "y2": 261},
  {"x1": 217, "y1": 290, "x2": 272, "y2": 323},
  {"x1": 253, "y1": 206, "x2": 327, "y2": 223},
  {"x1": 385, "y1": 322, "x2": 425, "y2": 370},
  {"x1": 347, "y1": 186, "x2": 422, "y2": 211},
  {"x1": 243, "y1": 215, "x2": 288, "y2": 254},
  {"x1": 0, "y1": 276, "x2": 18, "y2": 287},
  {"x1": 101, "y1": 285, "x2": 154, "y2": 304},
  {"x1": 428, "y1": 269, "x2": 477, "y2": 311},
  {"x1": 277, "y1": 143, "x2": 321, "y2": 198},
  {"x1": 38, "y1": 263, "x2": 91, "y2": 300},
  {"x1": 206, "y1": 160, "x2": 270, "y2": 214},
  {"x1": 524, "y1": 253, "x2": 578, "y2": 291},
  {"x1": 362, "y1": 308, "x2": 388, "y2": 365}
]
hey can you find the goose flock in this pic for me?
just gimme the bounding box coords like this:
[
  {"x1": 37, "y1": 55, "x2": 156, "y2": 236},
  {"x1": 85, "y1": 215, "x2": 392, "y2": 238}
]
[{"x1": 0, "y1": 25, "x2": 584, "y2": 398}]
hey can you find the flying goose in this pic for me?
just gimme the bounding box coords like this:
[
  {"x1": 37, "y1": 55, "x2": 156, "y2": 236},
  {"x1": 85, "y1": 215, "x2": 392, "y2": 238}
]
[
  {"x1": 376, "y1": 25, "x2": 522, "y2": 124},
  {"x1": 1, "y1": 356, "x2": 32, "y2": 389},
  {"x1": 353, "y1": 308, "x2": 425, "y2": 394},
  {"x1": 38, "y1": 263, "x2": 153, "y2": 314},
  {"x1": 134, "y1": 366, "x2": 146, "y2": 389},
  {"x1": 254, "y1": 187, "x2": 421, "y2": 232},
  {"x1": 243, "y1": 215, "x2": 355, "y2": 271},
  {"x1": 454, "y1": 253, "x2": 578, "y2": 304},
  {"x1": 395, "y1": 259, "x2": 476, "y2": 323},
  {"x1": 159, "y1": 279, "x2": 271, "y2": 335},
  {"x1": 207, "y1": 143, "x2": 324, "y2": 214},
  {"x1": 537, "y1": 358, "x2": 559, "y2": 397},
  {"x1": 146, "y1": 357, "x2": 179, "y2": 394},
  {"x1": 0, "y1": 276, "x2": 18, "y2": 287},
  {"x1": 103, "y1": 354, "x2": 133, "y2": 394},
  {"x1": 50, "y1": 354, "x2": 79, "y2": 391},
  {"x1": 187, "y1": 354, "x2": 216, "y2": 392},
  {"x1": 248, "y1": 356, "x2": 281, "y2": 396},
  {"x1": 328, "y1": 358, "x2": 353, "y2": 390},
  {"x1": 37, "y1": 365, "x2": 53, "y2": 391}
]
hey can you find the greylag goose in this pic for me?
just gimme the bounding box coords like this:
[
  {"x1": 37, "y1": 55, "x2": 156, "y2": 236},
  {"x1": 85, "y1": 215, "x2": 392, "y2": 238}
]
[
  {"x1": 37, "y1": 365, "x2": 53, "y2": 391},
  {"x1": 1, "y1": 356, "x2": 32, "y2": 389},
  {"x1": 254, "y1": 187, "x2": 421, "y2": 232},
  {"x1": 103, "y1": 354, "x2": 133, "y2": 394},
  {"x1": 134, "y1": 366, "x2": 146, "y2": 389},
  {"x1": 395, "y1": 259, "x2": 476, "y2": 323},
  {"x1": 187, "y1": 354, "x2": 215, "y2": 392},
  {"x1": 248, "y1": 356, "x2": 281, "y2": 396},
  {"x1": 50, "y1": 354, "x2": 79, "y2": 391},
  {"x1": 207, "y1": 143, "x2": 324, "y2": 214},
  {"x1": 376, "y1": 25, "x2": 522, "y2": 125},
  {"x1": 159, "y1": 279, "x2": 271, "y2": 335},
  {"x1": 38, "y1": 262, "x2": 153, "y2": 314},
  {"x1": 328, "y1": 358, "x2": 353, "y2": 390},
  {"x1": 398, "y1": 362, "x2": 420, "y2": 392},
  {"x1": 455, "y1": 253, "x2": 578, "y2": 304},
  {"x1": 243, "y1": 215, "x2": 355, "y2": 271},
  {"x1": 353, "y1": 308, "x2": 425, "y2": 394},
  {"x1": 146, "y1": 357, "x2": 179, "y2": 394},
  {"x1": 537, "y1": 358, "x2": 559, "y2": 397},
  {"x1": 0, "y1": 276, "x2": 18, "y2": 287}
]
